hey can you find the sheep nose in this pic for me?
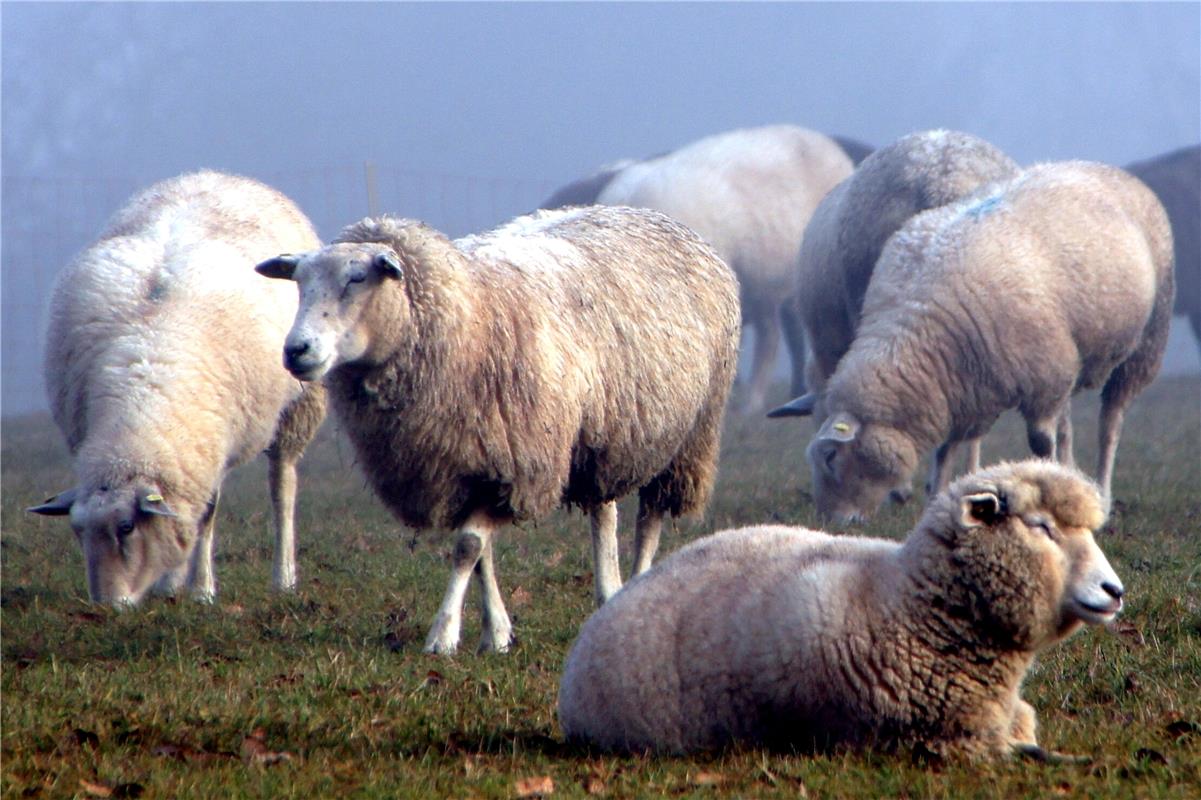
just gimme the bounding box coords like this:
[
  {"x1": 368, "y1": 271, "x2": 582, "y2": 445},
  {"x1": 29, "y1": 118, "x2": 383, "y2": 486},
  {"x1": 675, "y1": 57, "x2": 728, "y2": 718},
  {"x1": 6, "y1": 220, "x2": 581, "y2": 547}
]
[
  {"x1": 283, "y1": 341, "x2": 310, "y2": 369},
  {"x1": 1101, "y1": 581, "x2": 1125, "y2": 600}
]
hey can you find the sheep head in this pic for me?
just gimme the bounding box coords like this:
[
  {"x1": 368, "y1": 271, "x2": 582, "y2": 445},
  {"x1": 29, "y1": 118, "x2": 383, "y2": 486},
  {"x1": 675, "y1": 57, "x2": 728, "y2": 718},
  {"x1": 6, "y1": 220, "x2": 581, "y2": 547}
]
[
  {"x1": 28, "y1": 484, "x2": 187, "y2": 606},
  {"x1": 806, "y1": 412, "x2": 919, "y2": 523},
  {"x1": 257, "y1": 244, "x2": 407, "y2": 381},
  {"x1": 915, "y1": 460, "x2": 1122, "y2": 650}
]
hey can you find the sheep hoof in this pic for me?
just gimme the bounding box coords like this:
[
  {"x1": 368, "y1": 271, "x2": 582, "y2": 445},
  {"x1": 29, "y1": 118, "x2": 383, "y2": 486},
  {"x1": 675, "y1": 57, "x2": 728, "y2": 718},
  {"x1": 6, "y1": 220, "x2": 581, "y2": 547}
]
[
  {"x1": 191, "y1": 590, "x2": 217, "y2": 605},
  {"x1": 423, "y1": 620, "x2": 461, "y2": 655},
  {"x1": 1015, "y1": 744, "x2": 1091, "y2": 765}
]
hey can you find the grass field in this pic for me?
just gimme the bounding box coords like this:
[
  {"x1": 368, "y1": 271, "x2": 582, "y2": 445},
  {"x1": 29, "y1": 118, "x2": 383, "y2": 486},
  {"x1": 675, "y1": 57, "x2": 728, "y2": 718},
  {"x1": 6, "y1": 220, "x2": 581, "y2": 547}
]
[{"x1": 3, "y1": 377, "x2": 1199, "y2": 799}]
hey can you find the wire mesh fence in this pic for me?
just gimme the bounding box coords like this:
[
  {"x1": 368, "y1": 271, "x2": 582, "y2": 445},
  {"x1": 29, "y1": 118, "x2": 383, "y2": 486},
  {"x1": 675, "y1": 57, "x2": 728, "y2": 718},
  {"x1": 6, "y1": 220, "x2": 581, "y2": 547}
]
[{"x1": 1, "y1": 166, "x2": 559, "y2": 416}]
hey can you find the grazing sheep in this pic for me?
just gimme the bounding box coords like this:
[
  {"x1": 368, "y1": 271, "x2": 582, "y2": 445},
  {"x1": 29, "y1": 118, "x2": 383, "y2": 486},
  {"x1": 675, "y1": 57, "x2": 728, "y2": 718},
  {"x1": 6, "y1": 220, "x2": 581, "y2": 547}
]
[
  {"x1": 593, "y1": 125, "x2": 853, "y2": 412},
  {"x1": 559, "y1": 460, "x2": 1125, "y2": 760},
  {"x1": 1125, "y1": 145, "x2": 1200, "y2": 353},
  {"x1": 28, "y1": 171, "x2": 325, "y2": 605},
  {"x1": 770, "y1": 130, "x2": 1019, "y2": 489},
  {"x1": 540, "y1": 158, "x2": 640, "y2": 210},
  {"x1": 256, "y1": 206, "x2": 740, "y2": 654},
  {"x1": 802, "y1": 161, "x2": 1174, "y2": 522}
]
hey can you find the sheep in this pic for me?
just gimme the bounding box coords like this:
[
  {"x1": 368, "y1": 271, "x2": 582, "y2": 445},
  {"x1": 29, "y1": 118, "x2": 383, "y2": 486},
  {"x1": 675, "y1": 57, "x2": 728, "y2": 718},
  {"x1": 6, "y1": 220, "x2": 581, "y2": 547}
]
[
  {"x1": 769, "y1": 130, "x2": 1020, "y2": 490},
  {"x1": 1124, "y1": 145, "x2": 1200, "y2": 354},
  {"x1": 558, "y1": 459, "x2": 1125, "y2": 761},
  {"x1": 592, "y1": 125, "x2": 854, "y2": 413},
  {"x1": 828, "y1": 134, "x2": 875, "y2": 166},
  {"x1": 27, "y1": 170, "x2": 326, "y2": 606},
  {"x1": 798, "y1": 161, "x2": 1174, "y2": 523},
  {"x1": 255, "y1": 205, "x2": 741, "y2": 654},
  {"x1": 540, "y1": 158, "x2": 642, "y2": 210}
]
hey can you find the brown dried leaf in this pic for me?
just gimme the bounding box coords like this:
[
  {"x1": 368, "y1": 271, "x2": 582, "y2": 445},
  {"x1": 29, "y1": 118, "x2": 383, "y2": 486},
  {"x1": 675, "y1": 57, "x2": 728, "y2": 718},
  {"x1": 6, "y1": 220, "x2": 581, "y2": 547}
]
[
  {"x1": 691, "y1": 771, "x2": 724, "y2": 786},
  {"x1": 424, "y1": 670, "x2": 444, "y2": 686},
  {"x1": 1166, "y1": 720, "x2": 1201, "y2": 740},
  {"x1": 222, "y1": 603, "x2": 245, "y2": 617},
  {"x1": 510, "y1": 585, "x2": 533, "y2": 608},
  {"x1": 1134, "y1": 747, "x2": 1169, "y2": 765},
  {"x1": 544, "y1": 550, "x2": 565, "y2": 568},
  {"x1": 78, "y1": 779, "x2": 112, "y2": 798},
  {"x1": 1110, "y1": 620, "x2": 1145, "y2": 647},
  {"x1": 514, "y1": 775, "x2": 555, "y2": 797},
  {"x1": 241, "y1": 731, "x2": 295, "y2": 766},
  {"x1": 73, "y1": 728, "x2": 100, "y2": 749},
  {"x1": 585, "y1": 777, "x2": 607, "y2": 795}
]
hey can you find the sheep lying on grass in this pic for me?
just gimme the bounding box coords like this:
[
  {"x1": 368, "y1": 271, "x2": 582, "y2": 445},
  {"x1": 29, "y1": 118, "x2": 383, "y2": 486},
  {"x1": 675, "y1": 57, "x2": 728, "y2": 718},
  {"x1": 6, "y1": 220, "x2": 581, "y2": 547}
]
[
  {"x1": 257, "y1": 206, "x2": 740, "y2": 654},
  {"x1": 801, "y1": 161, "x2": 1174, "y2": 522},
  {"x1": 29, "y1": 171, "x2": 325, "y2": 605},
  {"x1": 558, "y1": 460, "x2": 1124, "y2": 760}
]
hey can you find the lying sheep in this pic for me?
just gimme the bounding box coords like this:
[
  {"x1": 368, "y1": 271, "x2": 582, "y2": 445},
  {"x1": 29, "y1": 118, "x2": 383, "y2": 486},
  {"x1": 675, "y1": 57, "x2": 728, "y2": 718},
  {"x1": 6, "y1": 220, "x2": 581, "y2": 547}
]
[
  {"x1": 801, "y1": 161, "x2": 1174, "y2": 522},
  {"x1": 1125, "y1": 145, "x2": 1200, "y2": 354},
  {"x1": 770, "y1": 130, "x2": 1019, "y2": 491},
  {"x1": 256, "y1": 206, "x2": 740, "y2": 654},
  {"x1": 559, "y1": 460, "x2": 1125, "y2": 760},
  {"x1": 28, "y1": 171, "x2": 325, "y2": 605},
  {"x1": 828, "y1": 134, "x2": 874, "y2": 166},
  {"x1": 593, "y1": 125, "x2": 853, "y2": 412}
]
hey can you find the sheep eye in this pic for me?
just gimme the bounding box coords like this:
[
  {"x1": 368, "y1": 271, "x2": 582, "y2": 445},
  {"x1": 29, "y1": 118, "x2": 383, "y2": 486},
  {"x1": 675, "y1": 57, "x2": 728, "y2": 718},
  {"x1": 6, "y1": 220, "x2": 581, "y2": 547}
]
[
  {"x1": 1029, "y1": 518, "x2": 1053, "y2": 538},
  {"x1": 347, "y1": 271, "x2": 368, "y2": 285},
  {"x1": 117, "y1": 521, "x2": 136, "y2": 537}
]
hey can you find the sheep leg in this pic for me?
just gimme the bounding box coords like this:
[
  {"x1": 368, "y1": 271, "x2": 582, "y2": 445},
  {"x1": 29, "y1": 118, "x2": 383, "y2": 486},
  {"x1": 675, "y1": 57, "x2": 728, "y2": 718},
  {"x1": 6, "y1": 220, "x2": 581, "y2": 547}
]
[
  {"x1": 965, "y1": 437, "x2": 982, "y2": 473},
  {"x1": 925, "y1": 441, "x2": 958, "y2": 497},
  {"x1": 474, "y1": 534, "x2": 513, "y2": 654},
  {"x1": 267, "y1": 453, "x2": 299, "y2": 592},
  {"x1": 744, "y1": 314, "x2": 781, "y2": 414},
  {"x1": 1096, "y1": 402, "x2": 1125, "y2": 515},
  {"x1": 424, "y1": 512, "x2": 498, "y2": 655},
  {"x1": 186, "y1": 491, "x2": 219, "y2": 603},
  {"x1": 779, "y1": 299, "x2": 808, "y2": 397},
  {"x1": 590, "y1": 501, "x2": 622, "y2": 606},
  {"x1": 632, "y1": 504, "x2": 662, "y2": 576},
  {"x1": 1055, "y1": 411, "x2": 1075, "y2": 468},
  {"x1": 1025, "y1": 416, "x2": 1058, "y2": 461}
]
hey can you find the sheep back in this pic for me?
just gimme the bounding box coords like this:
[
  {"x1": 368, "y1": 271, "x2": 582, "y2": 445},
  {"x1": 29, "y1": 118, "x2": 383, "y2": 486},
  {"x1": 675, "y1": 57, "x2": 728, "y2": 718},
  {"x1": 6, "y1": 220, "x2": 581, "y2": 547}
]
[{"x1": 324, "y1": 206, "x2": 740, "y2": 530}]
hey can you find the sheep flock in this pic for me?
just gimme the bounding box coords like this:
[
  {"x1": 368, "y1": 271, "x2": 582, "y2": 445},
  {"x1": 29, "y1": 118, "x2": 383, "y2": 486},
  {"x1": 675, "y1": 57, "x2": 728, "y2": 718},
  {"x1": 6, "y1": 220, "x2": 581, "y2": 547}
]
[{"x1": 26, "y1": 123, "x2": 1195, "y2": 767}]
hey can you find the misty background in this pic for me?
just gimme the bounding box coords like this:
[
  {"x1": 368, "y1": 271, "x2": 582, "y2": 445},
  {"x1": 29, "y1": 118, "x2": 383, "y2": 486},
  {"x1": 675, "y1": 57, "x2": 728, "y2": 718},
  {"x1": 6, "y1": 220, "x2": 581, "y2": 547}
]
[{"x1": 3, "y1": 2, "x2": 1199, "y2": 417}]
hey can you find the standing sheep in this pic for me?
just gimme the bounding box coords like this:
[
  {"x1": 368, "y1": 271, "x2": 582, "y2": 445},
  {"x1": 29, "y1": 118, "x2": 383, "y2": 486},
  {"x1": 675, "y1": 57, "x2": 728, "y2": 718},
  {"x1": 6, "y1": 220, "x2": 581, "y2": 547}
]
[
  {"x1": 593, "y1": 125, "x2": 853, "y2": 413},
  {"x1": 1124, "y1": 145, "x2": 1200, "y2": 354},
  {"x1": 559, "y1": 460, "x2": 1125, "y2": 760},
  {"x1": 802, "y1": 161, "x2": 1173, "y2": 523},
  {"x1": 770, "y1": 130, "x2": 1019, "y2": 490},
  {"x1": 255, "y1": 206, "x2": 740, "y2": 654},
  {"x1": 28, "y1": 171, "x2": 326, "y2": 605}
]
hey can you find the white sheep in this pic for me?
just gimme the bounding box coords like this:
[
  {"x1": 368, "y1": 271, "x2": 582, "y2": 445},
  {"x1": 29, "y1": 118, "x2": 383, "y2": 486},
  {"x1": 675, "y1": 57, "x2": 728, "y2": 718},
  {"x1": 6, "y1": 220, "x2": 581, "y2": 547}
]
[
  {"x1": 800, "y1": 160, "x2": 1174, "y2": 522},
  {"x1": 1125, "y1": 145, "x2": 1200, "y2": 354},
  {"x1": 558, "y1": 459, "x2": 1125, "y2": 760},
  {"x1": 769, "y1": 130, "x2": 1019, "y2": 493},
  {"x1": 28, "y1": 170, "x2": 325, "y2": 605},
  {"x1": 593, "y1": 125, "x2": 853, "y2": 413},
  {"x1": 255, "y1": 205, "x2": 740, "y2": 654}
]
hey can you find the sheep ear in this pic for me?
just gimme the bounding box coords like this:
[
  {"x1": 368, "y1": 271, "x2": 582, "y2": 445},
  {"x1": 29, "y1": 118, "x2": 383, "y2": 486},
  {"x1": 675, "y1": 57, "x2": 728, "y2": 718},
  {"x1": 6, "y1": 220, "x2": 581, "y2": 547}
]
[
  {"x1": 373, "y1": 251, "x2": 403, "y2": 280},
  {"x1": 816, "y1": 412, "x2": 858, "y2": 442},
  {"x1": 961, "y1": 491, "x2": 1006, "y2": 528},
  {"x1": 255, "y1": 254, "x2": 300, "y2": 280},
  {"x1": 27, "y1": 488, "x2": 78, "y2": 516},
  {"x1": 767, "y1": 393, "x2": 817, "y2": 418},
  {"x1": 137, "y1": 490, "x2": 178, "y2": 518}
]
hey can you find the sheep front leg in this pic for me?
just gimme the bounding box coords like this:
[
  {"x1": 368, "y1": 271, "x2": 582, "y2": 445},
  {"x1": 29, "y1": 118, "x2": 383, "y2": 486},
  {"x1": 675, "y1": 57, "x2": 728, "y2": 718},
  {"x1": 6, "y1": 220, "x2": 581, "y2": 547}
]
[
  {"x1": 268, "y1": 453, "x2": 299, "y2": 592},
  {"x1": 186, "y1": 492, "x2": 219, "y2": 603},
  {"x1": 474, "y1": 534, "x2": 513, "y2": 653},
  {"x1": 425, "y1": 512, "x2": 499, "y2": 655},
  {"x1": 590, "y1": 501, "x2": 622, "y2": 606},
  {"x1": 632, "y1": 504, "x2": 662, "y2": 576}
]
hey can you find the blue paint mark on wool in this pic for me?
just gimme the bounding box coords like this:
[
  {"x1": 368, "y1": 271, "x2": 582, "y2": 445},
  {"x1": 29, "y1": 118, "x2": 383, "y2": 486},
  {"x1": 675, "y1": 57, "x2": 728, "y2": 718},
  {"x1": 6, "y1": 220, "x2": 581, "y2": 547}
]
[{"x1": 966, "y1": 195, "x2": 1003, "y2": 220}]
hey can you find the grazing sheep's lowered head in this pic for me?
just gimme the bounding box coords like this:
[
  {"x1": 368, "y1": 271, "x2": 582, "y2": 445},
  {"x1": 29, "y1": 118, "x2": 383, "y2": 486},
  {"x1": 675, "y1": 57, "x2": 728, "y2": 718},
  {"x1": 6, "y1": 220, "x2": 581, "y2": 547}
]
[
  {"x1": 29, "y1": 481, "x2": 194, "y2": 606},
  {"x1": 910, "y1": 460, "x2": 1123, "y2": 648},
  {"x1": 806, "y1": 411, "x2": 920, "y2": 522}
]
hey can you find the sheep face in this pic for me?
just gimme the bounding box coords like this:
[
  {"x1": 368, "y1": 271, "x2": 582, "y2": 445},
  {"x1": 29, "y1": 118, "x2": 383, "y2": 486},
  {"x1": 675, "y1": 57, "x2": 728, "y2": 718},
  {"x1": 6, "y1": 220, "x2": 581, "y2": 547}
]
[
  {"x1": 921, "y1": 463, "x2": 1123, "y2": 649},
  {"x1": 30, "y1": 485, "x2": 186, "y2": 606},
  {"x1": 806, "y1": 413, "x2": 918, "y2": 523},
  {"x1": 256, "y1": 245, "x2": 406, "y2": 381}
]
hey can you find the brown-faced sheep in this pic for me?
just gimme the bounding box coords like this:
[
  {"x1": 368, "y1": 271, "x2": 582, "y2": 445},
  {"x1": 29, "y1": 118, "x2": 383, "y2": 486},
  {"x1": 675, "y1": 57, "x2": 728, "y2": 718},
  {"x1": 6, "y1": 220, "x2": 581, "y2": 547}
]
[
  {"x1": 558, "y1": 460, "x2": 1124, "y2": 760},
  {"x1": 593, "y1": 125, "x2": 853, "y2": 413},
  {"x1": 769, "y1": 130, "x2": 1019, "y2": 494},
  {"x1": 256, "y1": 206, "x2": 740, "y2": 654},
  {"x1": 1125, "y1": 145, "x2": 1200, "y2": 353},
  {"x1": 804, "y1": 161, "x2": 1174, "y2": 523},
  {"x1": 28, "y1": 170, "x2": 325, "y2": 605}
]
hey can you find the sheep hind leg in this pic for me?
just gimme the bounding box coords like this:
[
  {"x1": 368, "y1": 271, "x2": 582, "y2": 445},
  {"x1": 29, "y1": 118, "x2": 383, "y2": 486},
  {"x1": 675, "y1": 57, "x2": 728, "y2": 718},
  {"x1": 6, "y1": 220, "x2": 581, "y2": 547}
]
[
  {"x1": 186, "y1": 491, "x2": 219, "y2": 603},
  {"x1": 631, "y1": 502, "x2": 662, "y2": 576},
  {"x1": 1055, "y1": 410, "x2": 1075, "y2": 468},
  {"x1": 590, "y1": 501, "x2": 621, "y2": 606},
  {"x1": 474, "y1": 534, "x2": 513, "y2": 653},
  {"x1": 267, "y1": 454, "x2": 299, "y2": 592},
  {"x1": 424, "y1": 512, "x2": 499, "y2": 655}
]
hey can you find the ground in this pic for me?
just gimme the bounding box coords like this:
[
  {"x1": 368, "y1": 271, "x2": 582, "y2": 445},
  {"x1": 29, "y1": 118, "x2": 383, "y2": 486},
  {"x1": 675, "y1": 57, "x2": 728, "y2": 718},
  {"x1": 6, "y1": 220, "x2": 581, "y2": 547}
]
[{"x1": 2, "y1": 377, "x2": 1199, "y2": 799}]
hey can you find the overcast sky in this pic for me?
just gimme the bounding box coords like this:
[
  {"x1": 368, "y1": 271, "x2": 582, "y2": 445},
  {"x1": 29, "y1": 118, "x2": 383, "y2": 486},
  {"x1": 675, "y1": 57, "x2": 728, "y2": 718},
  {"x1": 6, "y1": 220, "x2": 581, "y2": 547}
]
[{"x1": 3, "y1": 2, "x2": 1199, "y2": 414}]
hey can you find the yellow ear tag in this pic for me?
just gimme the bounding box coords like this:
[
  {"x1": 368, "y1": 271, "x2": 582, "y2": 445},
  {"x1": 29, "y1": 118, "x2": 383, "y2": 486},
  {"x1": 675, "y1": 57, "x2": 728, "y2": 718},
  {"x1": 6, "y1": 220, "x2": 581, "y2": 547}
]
[
  {"x1": 146, "y1": 494, "x2": 164, "y2": 503},
  {"x1": 833, "y1": 422, "x2": 850, "y2": 433}
]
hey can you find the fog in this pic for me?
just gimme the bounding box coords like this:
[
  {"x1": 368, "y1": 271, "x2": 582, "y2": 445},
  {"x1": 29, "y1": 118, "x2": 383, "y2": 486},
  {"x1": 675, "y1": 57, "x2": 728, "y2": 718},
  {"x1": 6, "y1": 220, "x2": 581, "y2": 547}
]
[{"x1": 3, "y1": 2, "x2": 1199, "y2": 415}]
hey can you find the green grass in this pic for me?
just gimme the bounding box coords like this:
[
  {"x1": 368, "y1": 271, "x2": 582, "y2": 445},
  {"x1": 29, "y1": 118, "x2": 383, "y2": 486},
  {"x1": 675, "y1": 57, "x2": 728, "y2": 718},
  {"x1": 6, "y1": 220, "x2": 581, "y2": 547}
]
[{"x1": 3, "y1": 377, "x2": 1199, "y2": 798}]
